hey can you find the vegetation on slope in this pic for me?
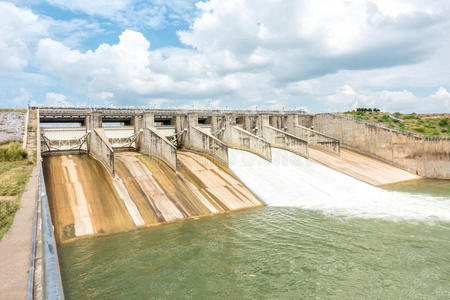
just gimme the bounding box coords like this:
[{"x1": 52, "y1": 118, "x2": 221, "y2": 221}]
[
  {"x1": 0, "y1": 141, "x2": 33, "y2": 240},
  {"x1": 0, "y1": 108, "x2": 27, "y2": 113},
  {"x1": 344, "y1": 109, "x2": 450, "y2": 137}
]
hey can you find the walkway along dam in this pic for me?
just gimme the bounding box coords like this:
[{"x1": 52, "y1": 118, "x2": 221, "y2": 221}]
[{"x1": 9, "y1": 107, "x2": 450, "y2": 298}]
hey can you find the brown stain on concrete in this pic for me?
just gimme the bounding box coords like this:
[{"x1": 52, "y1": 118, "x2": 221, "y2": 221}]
[
  {"x1": 43, "y1": 155, "x2": 135, "y2": 243},
  {"x1": 309, "y1": 147, "x2": 421, "y2": 186},
  {"x1": 44, "y1": 152, "x2": 263, "y2": 243}
]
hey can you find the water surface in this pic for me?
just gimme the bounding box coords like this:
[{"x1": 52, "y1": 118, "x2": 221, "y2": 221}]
[
  {"x1": 59, "y1": 207, "x2": 450, "y2": 299},
  {"x1": 59, "y1": 149, "x2": 450, "y2": 299}
]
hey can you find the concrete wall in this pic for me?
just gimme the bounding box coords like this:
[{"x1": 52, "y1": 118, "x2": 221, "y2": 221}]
[
  {"x1": 180, "y1": 114, "x2": 229, "y2": 165},
  {"x1": 140, "y1": 127, "x2": 177, "y2": 171},
  {"x1": 222, "y1": 125, "x2": 272, "y2": 162},
  {"x1": 262, "y1": 125, "x2": 308, "y2": 158},
  {"x1": 188, "y1": 126, "x2": 229, "y2": 165},
  {"x1": 89, "y1": 128, "x2": 115, "y2": 176},
  {"x1": 0, "y1": 111, "x2": 26, "y2": 143},
  {"x1": 297, "y1": 115, "x2": 314, "y2": 128},
  {"x1": 313, "y1": 113, "x2": 450, "y2": 179},
  {"x1": 286, "y1": 114, "x2": 340, "y2": 155}
]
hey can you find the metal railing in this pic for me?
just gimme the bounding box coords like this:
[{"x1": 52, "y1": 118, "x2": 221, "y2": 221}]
[
  {"x1": 26, "y1": 166, "x2": 40, "y2": 300},
  {"x1": 40, "y1": 161, "x2": 65, "y2": 299},
  {"x1": 27, "y1": 107, "x2": 64, "y2": 300}
]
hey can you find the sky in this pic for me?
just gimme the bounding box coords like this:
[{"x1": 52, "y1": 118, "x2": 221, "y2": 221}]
[{"x1": 0, "y1": 0, "x2": 449, "y2": 113}]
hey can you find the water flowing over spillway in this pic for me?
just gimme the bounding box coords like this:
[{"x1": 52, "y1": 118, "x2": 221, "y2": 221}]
[{"x1": 228, "y1": 148, "x2": 450, "y2": 222}]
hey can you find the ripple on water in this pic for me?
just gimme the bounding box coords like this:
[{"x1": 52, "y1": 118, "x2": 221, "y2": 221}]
[{"x1": 59, "y1": 207, "x2": 450, "y2": 299}]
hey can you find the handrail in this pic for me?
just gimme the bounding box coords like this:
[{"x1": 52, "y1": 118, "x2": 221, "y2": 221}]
[
  {"x1": 26, "y1": 166, "x2": 40, "y2": 300},
  {"x1": 40, "y1": 161, "x2": 65, "y2": 299},
  {"x1": 28, "y1": 108, "x2": 65, "y2": 300}
]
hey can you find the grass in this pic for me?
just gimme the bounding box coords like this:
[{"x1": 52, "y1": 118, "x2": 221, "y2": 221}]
[
  {"x1": 0, "y1": 141, "x2": 34, "y2": 240},
  {"x1": 0, "y1": 108, "x2": 27, "y2": 112},
  {"x1": 0, "y1": 201, "x2": 20, "y2": 239},
  {"x1": 344, "y1": 111, "x2": 450, "y2": 137},
  {"x1": 0, "y1": 142, "x2": 28, "y2": 161}
]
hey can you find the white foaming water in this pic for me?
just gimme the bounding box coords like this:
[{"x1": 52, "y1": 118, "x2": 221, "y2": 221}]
[{"x1": 228, "y1": 148, "x2": 450, "y2": 222}]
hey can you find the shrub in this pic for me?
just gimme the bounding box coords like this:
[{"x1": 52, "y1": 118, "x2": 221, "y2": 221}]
[
  {"x1": 394, "y1": 112, "x2": 401, "y2": 116},
  {"x1": 379, "y1": 115, "x2": 391, "y2": 122},
  {"x1": 414, "y1": 127, "x2": 425, "y2": 133},
  {"x1": 404, "y1": 114, "x2": 419, "y2": 120},
  {"x1": 439, "y1": 118, "x2": 448, "y2": 127},
  {"x1": 0, "y1": 142, "x2": 27, "y2": 162}
]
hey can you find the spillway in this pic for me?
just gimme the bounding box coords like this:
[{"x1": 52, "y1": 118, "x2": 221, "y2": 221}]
[
  {"x1": 43, "y1": 152, "x2": 262, "y2": 243},
  {"x1": 228, "y1": 148, "x2": 450, "y2": 222}
]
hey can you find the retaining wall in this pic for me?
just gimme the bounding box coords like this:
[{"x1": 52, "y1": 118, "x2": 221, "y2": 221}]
[
  {"x1": 262, "y1": 125, "x2": 308, "y2": 158},
  {"x1": 89, "y1": 128, "x2": 115, "y2": 176},
  {"x1": 141, "y1": 127, "x2": 177, "y2": 171},
  {"x1": 186, "y1": 126, "x2": 229, "y2": 165},
  {"x1": 288, "y1": 124, "x2": 340, "y2": 155},
  {"x1": 313, "y1": 113, "x2": 450, "y2": 178},
  {"x1": 222, "y1": 126, "x2": 272, "y2": 161}
]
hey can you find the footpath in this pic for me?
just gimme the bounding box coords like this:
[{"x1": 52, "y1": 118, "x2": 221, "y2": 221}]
[{"x1": 0, "y1": 165, "x2": 39, "y2": 300}]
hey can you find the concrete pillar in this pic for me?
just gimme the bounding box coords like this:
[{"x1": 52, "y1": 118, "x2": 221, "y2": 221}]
[
  {"x1": 224, "y1": 114, "x2": 236, "y2": 128},
  {"x1": 243, "y1": 116, "x2": 252, "y2": 132},
  {"x1": 142, "y1": 113, "x2": 154, "y2": 129},
  {"x1": 175, "y1": 114, "x2": 198, "y2": 147},
  {"x1": 286, "y1": 114, "x2": 298, "y2": 133},
  {"x1": 86, "y1": 112, "x2": 102, "y2": 131},
  {"x1": 133, "y1": 115, "x2": 142, "y2": 132},
  {"x1": 187, "y1": 113, "x2": 199, "y2": 128},
  {"x1": 210, "y1": 115, "x2": 218, "y2": 135},
  {"x1": 255, "y1": 115, "x2": 269, "y2": 137}
]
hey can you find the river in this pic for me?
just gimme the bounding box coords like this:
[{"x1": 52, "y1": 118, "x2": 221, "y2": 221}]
[{"x1": 58, "y1": 149, "x2": 450, "y2": 299}]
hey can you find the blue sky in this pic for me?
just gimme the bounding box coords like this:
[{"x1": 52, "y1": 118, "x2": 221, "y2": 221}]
[{"x1": 0, "y1": 0, "x2": 449, "y2": 112}]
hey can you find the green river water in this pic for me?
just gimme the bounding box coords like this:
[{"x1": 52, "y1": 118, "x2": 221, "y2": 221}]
[{"x1": 59, "y1": 179, "x2": 450, "y2": 300}]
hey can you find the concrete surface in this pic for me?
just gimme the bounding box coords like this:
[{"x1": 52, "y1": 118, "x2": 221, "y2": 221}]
[
  {"x1": 140, "y1": 127, "x2": 177, "y2": 170},
  {"x1": 0, "y1": 111, "x2": 25, "y2": 143},
  {"x1": 313, "y1": 113, "x2": 450, "y2": 179},
  {"x1": 221, "y1": 126, "x2": 272, "y2": 162},
  {"x1": 309, "y1": 147, "x2": 421, "y2": 186},
  {"x1": 0, "y1": 165, "x2": 39, "y2": 300},
  {"x1": 262, "y1": 125, "x2": 308, "y2": 158},
  {"x1": 43, "y1": 152, "x2": 263, "y2": 242}
]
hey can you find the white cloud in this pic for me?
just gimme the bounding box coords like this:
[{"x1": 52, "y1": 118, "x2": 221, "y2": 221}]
[
  {"x1": 36, "y1": 30, "x2": 242, "y2": 103},
  {"x1": 45, "y1": 92, "x2": 72, "y2": 106},
  {"x1": 10, "y1": 88, "x2": 32, "y2": 105},
  {"x1": 321, "y1": 86, "x2": 449, "y2": 113},
  {"x1": 95, "y1": 92, "x2": 114, "y2": 100},
  {"x1": 2, "y1": 0, "x2": 448, "y2": 111},
  {"x1": 0, "y1": 2, "x2": 48, "y2": 71}
]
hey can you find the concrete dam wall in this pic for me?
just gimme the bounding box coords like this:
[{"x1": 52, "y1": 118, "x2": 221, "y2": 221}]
[
  {"x1": 43, "y1": 152, "x2": 262, "y2": 243},
  {"x1": 311, "y1": 113, "x2": 450, "y2": 179}
]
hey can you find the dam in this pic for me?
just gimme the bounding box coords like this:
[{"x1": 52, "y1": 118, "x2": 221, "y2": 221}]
[{"x1": 5, "y1": 107, "x2": 450, "y2": 299}]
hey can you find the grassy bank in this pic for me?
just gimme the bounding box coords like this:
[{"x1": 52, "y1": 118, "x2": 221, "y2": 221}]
[
  {"x1": 344, "y1": 110, "x2": 450, "y2": 137},
  {"x1": 0, "y1": 142, "x2": 33, "y2": 240},
  {"x1": 0, "y1": 108, "x2": 27, "y2": 113}
]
